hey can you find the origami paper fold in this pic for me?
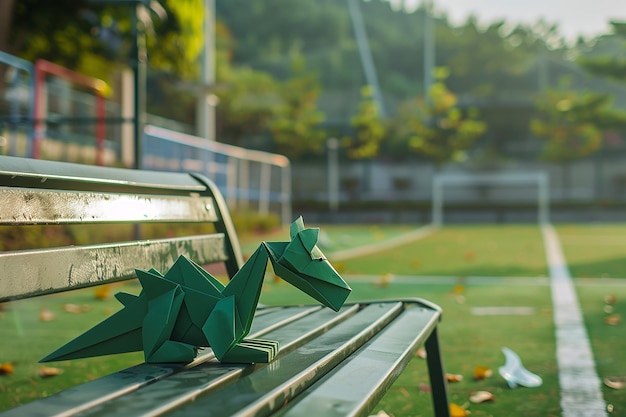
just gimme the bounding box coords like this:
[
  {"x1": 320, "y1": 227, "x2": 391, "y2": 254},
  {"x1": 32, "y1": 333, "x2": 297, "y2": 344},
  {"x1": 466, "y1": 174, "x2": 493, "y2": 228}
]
[{"x1": 41, "y1": 217, "x2": 351, "y2": 364}]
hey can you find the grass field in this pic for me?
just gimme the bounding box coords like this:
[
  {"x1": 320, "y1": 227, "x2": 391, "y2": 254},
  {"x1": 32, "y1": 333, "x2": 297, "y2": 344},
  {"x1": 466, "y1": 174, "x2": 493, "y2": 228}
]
[{"x1": 1, "y1": 224, "x2": 625, "y2": 415}]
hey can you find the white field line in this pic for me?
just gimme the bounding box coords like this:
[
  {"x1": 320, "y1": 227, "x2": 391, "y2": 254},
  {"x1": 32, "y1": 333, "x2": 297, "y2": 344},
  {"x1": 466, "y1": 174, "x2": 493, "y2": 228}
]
[
  {"x1": 542, "y1": 224, "x2": 607, "y2": 417},
  {"x1": 329, "y1": 224, "x2": 437, "y2": 261}
]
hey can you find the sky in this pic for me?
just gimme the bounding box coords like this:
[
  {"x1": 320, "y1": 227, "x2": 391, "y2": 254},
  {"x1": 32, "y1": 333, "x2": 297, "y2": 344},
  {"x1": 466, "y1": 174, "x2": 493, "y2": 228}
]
[{"x1": 401, "y1": 0, "x2": 624, "y2": 42}]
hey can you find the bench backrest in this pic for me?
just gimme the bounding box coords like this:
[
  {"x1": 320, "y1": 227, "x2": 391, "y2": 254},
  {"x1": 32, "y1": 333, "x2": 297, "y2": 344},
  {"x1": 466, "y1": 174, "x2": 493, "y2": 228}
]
[{"x1": 0, "y1": 155, "x2": 244, "y2": 303}]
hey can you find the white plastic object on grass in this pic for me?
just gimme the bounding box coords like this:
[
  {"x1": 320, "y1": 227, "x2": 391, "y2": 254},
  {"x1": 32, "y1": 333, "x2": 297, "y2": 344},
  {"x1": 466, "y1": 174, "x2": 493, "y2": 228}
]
[{"x1": 498, "y1": 346, "x2": 543, "y2": 388}]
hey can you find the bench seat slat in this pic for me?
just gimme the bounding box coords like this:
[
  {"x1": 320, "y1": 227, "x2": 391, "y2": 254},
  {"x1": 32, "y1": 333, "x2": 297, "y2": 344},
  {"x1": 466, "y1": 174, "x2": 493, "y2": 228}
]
[
  {"x1": 165, "y1": 302, "x2": 404, "y2": 417},
  {"x1": 0, "y1": 188, "x2": 217, "y2": 225},
  {"x1": 0, "y1": 306, "x2": 322, "y2": 417},
  {"x1": 276, "y1": 306, "x2": 440, "y2": 417},
  {"x1": 0, "y1": 234, "x2": 228, "y2": 302},
  {"x1": 77, "y1": 306, "x2": 360, "y2": 417}
]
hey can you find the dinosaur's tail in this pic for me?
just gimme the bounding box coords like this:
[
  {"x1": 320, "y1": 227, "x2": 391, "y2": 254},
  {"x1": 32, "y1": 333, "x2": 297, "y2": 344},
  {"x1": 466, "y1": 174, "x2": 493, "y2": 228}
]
[{"x1": 40, "y1": 293, "x2": 146, "y2": 362}]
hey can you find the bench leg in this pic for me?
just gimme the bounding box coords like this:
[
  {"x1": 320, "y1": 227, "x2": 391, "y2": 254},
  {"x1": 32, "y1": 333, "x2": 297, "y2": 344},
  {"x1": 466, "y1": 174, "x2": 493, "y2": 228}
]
[{"x1": 425, "y1": 326, "x2": 450, "y2": 417}]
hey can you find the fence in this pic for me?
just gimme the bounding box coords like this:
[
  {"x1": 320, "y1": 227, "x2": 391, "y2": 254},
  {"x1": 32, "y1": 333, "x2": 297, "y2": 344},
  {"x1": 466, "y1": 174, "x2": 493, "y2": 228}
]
[
  {"x1": 0, "y1": 51, "x2": 35, "y2": 157},
  {"x1": 0, "y1": 52, "x2": 292, "y2": 224},
  {"x1": 143, "y1": 125, "x2": 291, "y2": 225}
]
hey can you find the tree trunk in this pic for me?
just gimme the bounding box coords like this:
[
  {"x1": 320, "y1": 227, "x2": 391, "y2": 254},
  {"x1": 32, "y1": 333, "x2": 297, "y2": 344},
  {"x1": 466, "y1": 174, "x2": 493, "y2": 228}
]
[{"x1": 0, "y1": 0, "x2": 15, "y2": 54}]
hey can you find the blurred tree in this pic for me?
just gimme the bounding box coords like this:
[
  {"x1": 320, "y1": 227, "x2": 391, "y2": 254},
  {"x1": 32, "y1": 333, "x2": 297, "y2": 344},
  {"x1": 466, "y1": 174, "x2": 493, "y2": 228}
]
[
  {"x1": 342, "y1": 85, "x2": 386, "y2": 159},
  {"x1": 214, "y1": 22, "x2": 281, "y2": 147},
  {"x1": 2, "y1": 0, "x2": 204, "y2": 81},
  {"x1": 214, "y1": 66, "x2": 281, "y2": 147},
  {"x1": 531, "y1": 90, "x2": 604, "y2": 161},
  {"x1": 530, "y1": 86, "x2": 626, "y2": 194},
  {"x1": 390, "y1": 68, "x2": 487, "y2": 166},
  {"x1": 268, "y1": 54, "x2": 326, "y2": 159},
  {"x1": 578, "y1": 22, "x2": 626, "y2": 83}
]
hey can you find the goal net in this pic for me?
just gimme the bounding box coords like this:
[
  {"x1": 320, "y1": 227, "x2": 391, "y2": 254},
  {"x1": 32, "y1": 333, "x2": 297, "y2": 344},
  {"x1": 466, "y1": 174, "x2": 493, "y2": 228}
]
[{"x1": 431, "y1": 172, "x2": 549, "y2": 225}]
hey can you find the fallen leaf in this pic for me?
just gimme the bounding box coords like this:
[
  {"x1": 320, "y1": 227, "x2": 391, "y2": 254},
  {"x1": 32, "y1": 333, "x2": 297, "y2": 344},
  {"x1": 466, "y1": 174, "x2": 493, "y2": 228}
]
[
  {"x1": 94, "y1": 285, "x2": 112, "y2": 300},
  {"x1": 449, "y1": 402, "x2": 469, "y2": 417},
  {"x1": 416, "y1": 348, "x2": 427, "y2": 359},
  {"x1": 604, "y1": 376, "x2": 626, "y2": 389},
  {"x1": 419, "y1": 383, "x2": 431, "y2": 393},
  {"x1": 0, "y1": 362, "x2": 14, "y2": 375},
  {"x1": 333, "y1": 262, "x2": 346, "y2": 273},
  {"x1": 63, "y1": 304, "x2": 82, "y2": 314},
  {"x1": 604, "y1": 305, "x2": 614, "y2": 314},
  {"x1": 446, "y1": 373, "x2": 464, "y2": 383},
  {"x1": 605, "y1": 314, "x2": 621, "y2": 326},
  {"x1": 39, "y1": 308, "x2": 56, "y2": 322},
  {"x1": 374, "y1": 273, "x2": 394, "y2": 288},
  {"x1": 38, "y1": 366, "x2": 63, "y2": 378},
  {"x1": 473, "y1": 365, "x2": 492, "y2": 380},
  {"x1": 398, "y1": 387, "x2": 410, "y2": 398},
  {"x1": 470, "y1": 390, "x2": 495, "y2": 403},
  {"x1": 604, "y1": 294, "x2": 618, "y2": 305},
  {"x1": 452, "y1": 284, "x2": 465, "y2": 295}
]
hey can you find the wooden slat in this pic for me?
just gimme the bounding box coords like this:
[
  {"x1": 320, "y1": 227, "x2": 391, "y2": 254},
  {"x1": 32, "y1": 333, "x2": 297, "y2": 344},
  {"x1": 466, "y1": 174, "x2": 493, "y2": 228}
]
[
  {"x1": 0, "y1": 234, "x2": 227, "y2": 302},
  {"x1": 0, "y1": 187, "x2": 217, "y2": 225}
]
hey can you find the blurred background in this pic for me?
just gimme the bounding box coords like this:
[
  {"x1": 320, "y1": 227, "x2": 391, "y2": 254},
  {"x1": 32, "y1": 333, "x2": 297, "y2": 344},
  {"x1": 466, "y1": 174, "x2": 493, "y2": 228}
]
[{"x1": 1, "y1": 0, "x2": 626, "y2": 225}]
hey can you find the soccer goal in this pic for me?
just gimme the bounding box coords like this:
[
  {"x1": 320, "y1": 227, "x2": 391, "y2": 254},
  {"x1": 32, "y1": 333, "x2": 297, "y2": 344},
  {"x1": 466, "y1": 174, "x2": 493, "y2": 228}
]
[{"x1": 431, "y1": 172, "x2": 549, "y2": 225}]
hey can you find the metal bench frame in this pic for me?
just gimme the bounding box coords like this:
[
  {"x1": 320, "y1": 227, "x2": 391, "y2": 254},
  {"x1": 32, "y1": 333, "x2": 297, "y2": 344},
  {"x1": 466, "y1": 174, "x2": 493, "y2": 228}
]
[{"x1": 0, "y1": 155, "x2": 450, "y2": 417}]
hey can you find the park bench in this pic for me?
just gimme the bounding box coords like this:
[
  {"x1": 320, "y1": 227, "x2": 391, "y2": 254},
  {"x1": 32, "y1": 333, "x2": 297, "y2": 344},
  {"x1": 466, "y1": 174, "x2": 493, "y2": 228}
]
[{"x1": 0, "y1": 154, "x2": 450, "y2": 417}]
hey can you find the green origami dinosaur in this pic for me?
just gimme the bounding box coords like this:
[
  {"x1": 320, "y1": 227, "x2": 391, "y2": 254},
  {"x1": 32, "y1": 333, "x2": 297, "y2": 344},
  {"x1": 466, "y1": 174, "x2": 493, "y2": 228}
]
[{"x1": 41, "y1": 217, "x2": 351, "y2": 364}]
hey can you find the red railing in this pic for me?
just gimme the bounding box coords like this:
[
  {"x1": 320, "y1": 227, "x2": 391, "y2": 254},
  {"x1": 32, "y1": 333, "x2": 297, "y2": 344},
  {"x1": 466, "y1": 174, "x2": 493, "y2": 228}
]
[{"x1": 32, "y1": 59, "x2": 109, "y2": 165}]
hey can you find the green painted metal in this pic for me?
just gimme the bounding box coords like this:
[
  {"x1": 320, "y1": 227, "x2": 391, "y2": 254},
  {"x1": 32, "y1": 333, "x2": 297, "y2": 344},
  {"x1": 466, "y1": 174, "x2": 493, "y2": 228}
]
[
  {"x1": 0, "y1": 306, "x2": 321, "y2": 417},
  {"x1": 0, "y1": 188, "x2": 217, "y2": 224},
  {"x1": 71, "y1": 306, "x2": 360, "y2": 417},
  {"x1": 41, "y1": 218, "x2": 352, "y2": 364},
  {"x1": 0, "y1": 154, "x2": 449, "y2": 416},
  {"x1": 166, "y1": 302, "x2": 403, "y2": 417},
  {"x1": 0, "y1": 155, "x2": 205, "y2": 193},
  {"x1": 0, "y1": 235, "x2": 227, "y2": 302},
  {"x1": 276, "y1": 306, "x2": 441, "y2": 417}
]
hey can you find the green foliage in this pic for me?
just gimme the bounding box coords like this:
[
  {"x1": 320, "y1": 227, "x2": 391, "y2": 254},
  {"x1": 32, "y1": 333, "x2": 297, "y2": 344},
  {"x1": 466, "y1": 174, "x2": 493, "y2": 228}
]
[
  {"x1": 0, "y1": 226, "x2": 74, "y2": 251},
  {"x1": 342, "y1": 86, "x2": 386, "y2": 159},
  {"x1": 268, "y1": 55, "x2": 327, "y2": 158},
  {"x1": 390, "y1": 71, "x2": 487, "y2": 166},
  {"x1": 229, "y1": 210, "x2": 281, "y2": 237},
  {"x1": 214, "y1": 66, "x2": 281, "y2": 146},
  {"x1": 4, "y1": 0, "x2": 204, "y2": 82},
  {"x1": 578, "y1": 21, "x2": 626, "y2": 83},
  {"x1": 530, "y1": 88, "x2": 626, "y2": 162}
]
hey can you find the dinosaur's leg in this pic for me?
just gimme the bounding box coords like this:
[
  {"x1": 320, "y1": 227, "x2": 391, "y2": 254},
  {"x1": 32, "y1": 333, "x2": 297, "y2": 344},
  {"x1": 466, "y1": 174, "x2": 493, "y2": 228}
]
[
  {"x1": 202, "y1": 296, "x2": 279, "y2": 363},
  {"x1": 202, "y1": 296, "x2": 239, "y2": 360},
  {"x1": 142, "y1": 287, "x2": 187, "y2": 363},
  {"x1": 220, "y1": 338, "x2": 279, "y2": 363},
  {"x1": 146, "y1": 340, "x2": 198, "y2": 363}
]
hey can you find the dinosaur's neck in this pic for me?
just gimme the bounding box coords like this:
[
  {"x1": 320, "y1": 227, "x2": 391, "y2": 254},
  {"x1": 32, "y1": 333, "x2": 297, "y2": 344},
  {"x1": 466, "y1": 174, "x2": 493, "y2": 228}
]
[{"x1": 222, "y1": 243, "x2": 272, "y2": 336}]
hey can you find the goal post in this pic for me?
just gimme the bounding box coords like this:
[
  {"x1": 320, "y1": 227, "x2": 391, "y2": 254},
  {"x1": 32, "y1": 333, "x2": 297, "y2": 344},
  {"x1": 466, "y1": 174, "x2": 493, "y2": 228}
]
[{"x1": 432, "y1": 172, "x2": 549, "y2": 226}]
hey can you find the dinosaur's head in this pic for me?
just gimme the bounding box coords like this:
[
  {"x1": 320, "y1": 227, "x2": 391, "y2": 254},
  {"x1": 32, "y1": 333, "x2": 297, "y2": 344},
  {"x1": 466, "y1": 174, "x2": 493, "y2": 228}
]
[{"x1": 267, "y1": 217, "x2": 351, "y2": 311}]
